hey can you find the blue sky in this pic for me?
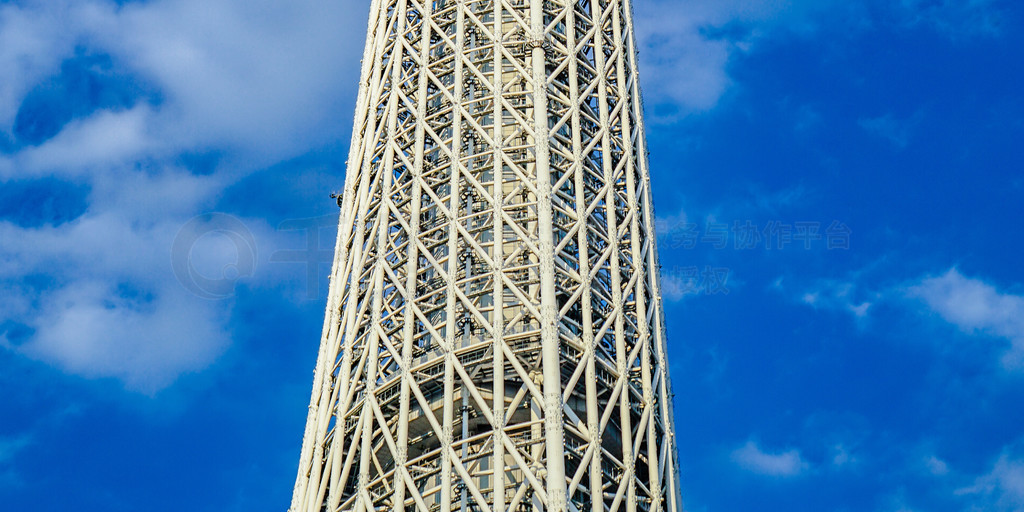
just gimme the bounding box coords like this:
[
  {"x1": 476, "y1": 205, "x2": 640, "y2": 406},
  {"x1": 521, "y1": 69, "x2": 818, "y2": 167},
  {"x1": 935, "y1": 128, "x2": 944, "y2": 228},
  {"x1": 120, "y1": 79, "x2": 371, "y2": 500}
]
[{"x1": 0, "y1": 0, "x2": 1022, "y2": 511}]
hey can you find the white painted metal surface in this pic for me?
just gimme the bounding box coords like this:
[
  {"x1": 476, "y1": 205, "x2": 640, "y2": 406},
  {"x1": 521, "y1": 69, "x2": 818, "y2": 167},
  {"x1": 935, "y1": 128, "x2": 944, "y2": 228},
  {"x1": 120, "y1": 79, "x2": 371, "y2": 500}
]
[{"x1": 290, "y1": 0, "x2": 681, "y2": 510}]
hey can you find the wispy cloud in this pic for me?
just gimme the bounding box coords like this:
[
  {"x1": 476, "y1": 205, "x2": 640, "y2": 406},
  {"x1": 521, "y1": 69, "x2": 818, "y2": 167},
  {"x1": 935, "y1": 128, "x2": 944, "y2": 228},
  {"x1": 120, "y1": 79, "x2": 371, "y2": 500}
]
[
  {"x1": 925, "y1": 455, "x2": 951, "y2": 476},
  {"x1": 655, "y1": 209, "x2": 690, "y2": 240},
  {"x1": 894, "y1": 0, "x2": 1006, "y2": 39},
  {"x1": 859, "y1": 112, "x2": 923, "y2": 149},
  {"x1": 660, "y1": 270, "x2": 702, "y2": 302},
  {"x1": 632, "y1": 0, "x2": 1005, "y2": 120},
  {"x1": 880, "y1": 492, "x2": 921, "y2": 512},
  {"x1": 798, "y1": 278, "x2": 873, "y2": 319},
  {"x1": 831, "y1": 443, "x2": 861, "y2": 468},
  {"x1": 731, "y1": 440, "x2": 809, "y2": 477},
  {"x1": 0, "y1": 434, "x2": 32, "y2": 488},
  {"x1": 633, "y1": 0, "x2": 843, "y2": 120},
  {"x1": 791, "y1": 267, "x2": 1024, "y2": 372},
  {"x1": 907, "y1": 268, "x2": 1024, "y2": 371},
  {"x1": 0, "y1": 435, "x2": 31, "y2": 465},
  {"x1": 956, "y1": 441, "x2": 1024, "y2": 511}
]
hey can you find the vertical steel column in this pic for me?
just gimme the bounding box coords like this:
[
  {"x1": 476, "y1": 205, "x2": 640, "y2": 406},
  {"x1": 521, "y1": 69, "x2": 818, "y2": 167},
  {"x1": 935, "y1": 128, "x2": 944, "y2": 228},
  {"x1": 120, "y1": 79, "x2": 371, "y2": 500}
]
[
  {"x1": 530, "y1": 0, "x2": 568, "y2": 510},
  {"x1": 393, "y1": 0, "x2": 433, "y2": 508},
  {"x1": 442, "y1": 3, "x2": 467, "y2": 512},
  {"x1": 490, "y1": 1, "x2": 507, "y2": 511}
]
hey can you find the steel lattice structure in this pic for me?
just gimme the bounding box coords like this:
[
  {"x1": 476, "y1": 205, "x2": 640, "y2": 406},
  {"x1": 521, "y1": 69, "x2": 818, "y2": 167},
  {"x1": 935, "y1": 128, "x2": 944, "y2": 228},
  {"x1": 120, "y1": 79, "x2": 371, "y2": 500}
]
[{"x1": 290, "y1": 0, "x2": 681, "y2": 510}]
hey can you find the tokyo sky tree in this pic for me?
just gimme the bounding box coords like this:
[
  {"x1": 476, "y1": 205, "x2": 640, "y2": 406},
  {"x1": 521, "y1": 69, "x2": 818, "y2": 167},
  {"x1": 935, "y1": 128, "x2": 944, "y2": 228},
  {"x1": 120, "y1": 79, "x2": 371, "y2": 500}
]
[{"x1": 290, "y1": 0, "x2": 681, "y2": 510}]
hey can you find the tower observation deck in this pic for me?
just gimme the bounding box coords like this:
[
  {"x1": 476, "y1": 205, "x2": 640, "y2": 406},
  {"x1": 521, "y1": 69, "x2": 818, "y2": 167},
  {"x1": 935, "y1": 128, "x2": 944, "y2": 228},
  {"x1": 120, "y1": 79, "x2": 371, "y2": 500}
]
[{"x1": 290, "y1": 0, "x2": 682, "y2": 511}]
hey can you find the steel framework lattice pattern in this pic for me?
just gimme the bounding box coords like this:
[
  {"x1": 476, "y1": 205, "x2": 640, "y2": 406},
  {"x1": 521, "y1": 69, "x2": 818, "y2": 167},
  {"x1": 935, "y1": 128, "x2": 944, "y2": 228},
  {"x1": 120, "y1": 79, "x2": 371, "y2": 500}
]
[{"x1": 290, "y1": 0, "x2": 681, "y2": 510}]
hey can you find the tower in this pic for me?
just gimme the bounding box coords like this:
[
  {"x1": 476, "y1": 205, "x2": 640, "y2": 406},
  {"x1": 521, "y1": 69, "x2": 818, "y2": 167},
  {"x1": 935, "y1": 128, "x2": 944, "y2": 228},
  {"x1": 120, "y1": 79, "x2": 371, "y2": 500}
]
[{"x1": 290, "y1": 0, "x2": 682, "y2": 510}]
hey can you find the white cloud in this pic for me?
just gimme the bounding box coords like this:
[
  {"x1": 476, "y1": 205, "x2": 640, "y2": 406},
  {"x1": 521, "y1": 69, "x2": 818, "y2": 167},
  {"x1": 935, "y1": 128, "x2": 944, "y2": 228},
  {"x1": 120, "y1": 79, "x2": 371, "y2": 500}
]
[
  {"x1": 0, "y1": 0, "x2": 1008, "y2": 398},
  {"x1": 908, "y1": 268, "x2": 1024, "y2": 371},
  {"x1": 634, "y1": 10, "x2": 731, "y2": 116},
  {"x1": 655, "y1": 210, "x2": 690, "y2": 238},
  {"x1": 633, "y1": 0, "x2": 851, "y2": 120},
  {"x1": 731, "y1": 440, "x2": 809, "y2": 477},
  {"x1": 0, "y1": 0, "x2": 366, "y2": 392},
  {"x1": 792, "y1": 268, "x2": 1024, "y2": 372},
  {"x1": 0, "y1": 1, "x2": 85, "y2": 128},
  {"x1": 926, "y1": 455, "x2": 950, "y2": 476},
  {"x1": 10, "y1": 106, "x2": 158, "y2": 177},
  {"x1": 957, "y1": 442, "x2": 1024, "y2": 511},
  {"x1": 659, "y1": 264, "x2": 733, "y2": 302},
  {"x1": 0, "y1": 0, "x2": 365, "y2": 163},
  {"x1": 660, "y1": 271, "x2": 699, "y2": 302},
  {"x1": 799, "y1": 279, "x2": 873, "y2": 318},
  {"x1": 19, "y1": 280, "x2": 230, "y2": 393},
  {"x1": 98, "y1": 0, "x2": 364, "y2": 156},
  {"x1": 631, "y1": 0, "x2": 1003, "y2": 120},
  {"x1": 0, "y1": 207, "x2": 235, "y2": 393},
  {"x1": 0, "y1": 164, "x2": 320, "y2": 392}
]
